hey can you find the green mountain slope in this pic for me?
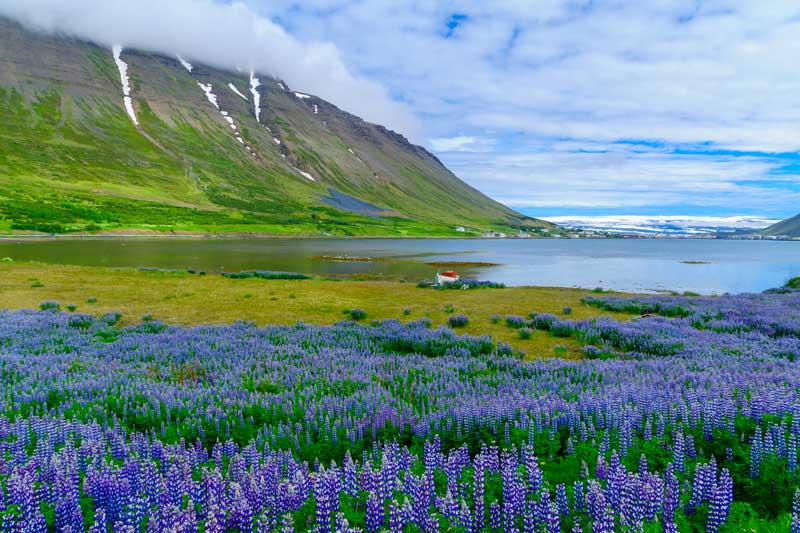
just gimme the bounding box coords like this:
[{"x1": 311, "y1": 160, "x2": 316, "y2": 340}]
[
  {"x1": 759, "y1": 214, "x2": 800, "y2": 237},
  {"x1": 0, "y1": 18, "x2": 550, "y2": 236}
]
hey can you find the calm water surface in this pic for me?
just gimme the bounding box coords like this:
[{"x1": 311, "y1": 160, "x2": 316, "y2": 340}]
[{"x1": 0, "y1": 238, "x2": 796, "y2": 294}]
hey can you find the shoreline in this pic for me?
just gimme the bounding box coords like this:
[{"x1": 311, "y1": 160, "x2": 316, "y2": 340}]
[
  {"x1": 0, "y1": 230, "x2": 795, "y2": 241},
  {"x1": 0, "y1": 260, "x2": 733, "y2": 295},
  {"x1": 0, "y1": 262, "x2": 634, "y2": 356},
  {"x1": 0, "y1": 233, "x2": 507, "y2": 241}
]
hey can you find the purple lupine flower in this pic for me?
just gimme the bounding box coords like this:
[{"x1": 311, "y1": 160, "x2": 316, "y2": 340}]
[
  {"x1": 54, "y1": 473, "x2": 84, "y2": 532},
  {"x1": 707, "y1": 468, "x2": 733, "y2": 533},
  {"x1": 556, "y1": 483, "x2": 569, "y2": 516},
  {"x1": 490, "y1": 502, "x2": 502, "y2": 530},
  {"x1": 0, "y1": 290, "x2": 798, "y2": 533},
  {"x1": 229, "y1": 483, "x2": 254, "y2": 533},
  {"x1": 280, "y1": 514, "x2": 294, "y2": 533},
  {"x1": 620, "y1": 473, "x2": 644, "y2": 530},
  {"x1": 343, "y1": 451, "x2": 359, "y2": 497},
  {"x1": 112, "y1": 523, "x2": 135, "y2": 533},
  {"x1": 605, "y1": 450, "x2": 625, "y2": 512},
  {"x1": 89, "y1": 508, "x2": 108, "y2": 533},
  {"x1": 524, "y1": 446, "x2": 543, "y2": 496},
  {"x1": 791, "y1": 489, "x2": 800, "y2": 533},
  {"x1": 689, "y1": 457, "x2": 718, "y2": 514},
  {"x1": 637, "y1": 454, "x2": 648, "y2": 475},
  {"x1": 546, "y1": 499, "x2": 560, "y2": 533},
  {"x1": 573, "y1": 480, "x2": 585, "y2": 513},
  {"x1": 388, "y1": 500, "x2": 404, "y2": 533},
  {"x1": 592, "y1": 505, "x2": 615, "y2": 533},
  {"x1": 586, "y1": 481, "x2": 604, "y2": 523},
  {"x1": 501, "y1": 448, "x2": 524, "y2": 531},
  {"x1": 204, "y1": 505, "x2": 225, "y2": 533},
  {"x1": 366, "y1": 491, "x2": 384, "y2": 533},
  {"x1": 473, "y1": 455, "x2": 486, "y2": 531},
  {"x1": 673, "y1": 430, "x2": 685, "y2": 473},
  {"x1": 750, "y1": 432, "x2": 762, "y2": 478},
  {"x1": 595, "y1": 454, "x2": 606, "y2": 481},
  {"x1": 663, "y1": 463, "x2": 680, "y2": 522},
  {"x1": 255, "y1": 513, "x2": 274, "y2": 533}
]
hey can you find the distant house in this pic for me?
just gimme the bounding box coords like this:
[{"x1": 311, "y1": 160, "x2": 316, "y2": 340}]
[
  {"x1": 482, "y1": 231, "x2": 507, "y2": 238},
  {"x1": 516, "y1": 231, "x2": 531, "y2": 238},
  {"x1": 455, "y1": 226, "x2": 466, "y2": 233}
]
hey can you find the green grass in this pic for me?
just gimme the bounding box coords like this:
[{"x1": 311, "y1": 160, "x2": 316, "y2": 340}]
[
  {"x1": 0, "y1": 85, "x2": 417, "y2": 236},
  {"x1": 0, "y1": 262, "x2": 634, "y2": 357},
  {"x1": 0, "y1": 35, "x2": 551, "y2": 237}
]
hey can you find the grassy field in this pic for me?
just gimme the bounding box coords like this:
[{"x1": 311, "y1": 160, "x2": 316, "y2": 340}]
[{"x1": 0, "y1": 262, "x2": 633, "y2": 358}]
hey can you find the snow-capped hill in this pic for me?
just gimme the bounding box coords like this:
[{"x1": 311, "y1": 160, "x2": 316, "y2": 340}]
[{"x1": 545, "y1": 215, "x2": 780, "y2": 236}]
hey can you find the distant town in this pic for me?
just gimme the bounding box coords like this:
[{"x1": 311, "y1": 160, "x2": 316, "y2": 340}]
[{"x1": 476, "y1": 228, "x2": 798, "y2": 240}]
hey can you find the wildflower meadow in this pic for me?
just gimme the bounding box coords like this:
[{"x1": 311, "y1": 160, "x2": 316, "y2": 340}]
[{"x1": 0, "y1": 286, "x2": 799, "y2": 532}]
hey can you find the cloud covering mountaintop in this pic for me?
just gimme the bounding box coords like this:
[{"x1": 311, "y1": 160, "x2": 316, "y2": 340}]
[
  {"x1": 0, "y1": 0, "x2": 419, "y2": 139},
  {"x1": 3, "y1": 0, "x2": 800, "y2": 217}
]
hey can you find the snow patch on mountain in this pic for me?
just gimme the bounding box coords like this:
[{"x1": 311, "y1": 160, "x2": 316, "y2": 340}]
[
  {"x1": 544, "y1": 215, "x2": 780, "y2": 236},
  {"x1": 112, "y1": 45, "x2": 138, "y2": 126},
  {"x1": 249, "y1": 72, "x2": 261, "y2": 122},
  {"x1": 192, "y1": 81, "x2": 253, "y2": 154},
  {"x1": 176, "y1": 55, "x2": 193, "y2": 72},
  {"x1": 227, "y1": 83, "x2": 248, "y2": 100},
  {"x1": 347, "y1": 147, "x2": 364, "y2": 164},
  {"x1": 294, "y1": 92, "x2": 310, "y2": 99},
  {"x1": 197, "y1": 82, "x2": 219, "y2": 109}
]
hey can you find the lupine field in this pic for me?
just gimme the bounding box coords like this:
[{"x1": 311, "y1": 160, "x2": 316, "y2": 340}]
[{"x1": 1, "y1": 285, "x2": 800, "y2": 532}]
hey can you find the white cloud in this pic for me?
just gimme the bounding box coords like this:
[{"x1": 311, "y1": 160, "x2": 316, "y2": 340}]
[
  {"x1": 0, "y1": 0, "x2": 420, "y2": 139},
  {"x1": 428, "y1": 136, "x2": 493, "y2": 152},
  {"x1": 439, "y1": 147, "x2": 800, "y2": 213},
  {"x1": 245, "y1": 0, "x2": 800, "y2": 215},
  {"x1": 4, "y1": 0, "x2": 800, "y2": 215}
]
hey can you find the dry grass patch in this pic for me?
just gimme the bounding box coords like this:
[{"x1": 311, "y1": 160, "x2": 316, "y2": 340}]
[{"x1": 0, "y1": 262, "x2": 633, "y2": 358}]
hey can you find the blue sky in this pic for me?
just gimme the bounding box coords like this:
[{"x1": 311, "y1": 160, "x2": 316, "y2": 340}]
[
  {"x1": 243, "y1": 0, "x2": 800, "y2": 219},
  {"x1": 6, "y1": 0, "x2": 799, "y2": 219}
]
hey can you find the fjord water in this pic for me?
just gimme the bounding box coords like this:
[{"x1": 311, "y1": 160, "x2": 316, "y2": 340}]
[{"x1": 0, "y1": 238, "x2": 796, "y2": 294}]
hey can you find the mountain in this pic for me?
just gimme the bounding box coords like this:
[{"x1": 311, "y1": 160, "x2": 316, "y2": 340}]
[
  {"x1": 0, "y1": 18, "x2": 548, "y2": 237},
  {"x1": 546, "y1": 215, "x2": 780, "y2": 236},
  {"x1": 758, "y1": 213, "x2": 800, "y2": 237}
]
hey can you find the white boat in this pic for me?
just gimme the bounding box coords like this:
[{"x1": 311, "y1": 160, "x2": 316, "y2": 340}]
[{"x1": 436, "y1": 270, "x2": 460, "y2": 285}]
